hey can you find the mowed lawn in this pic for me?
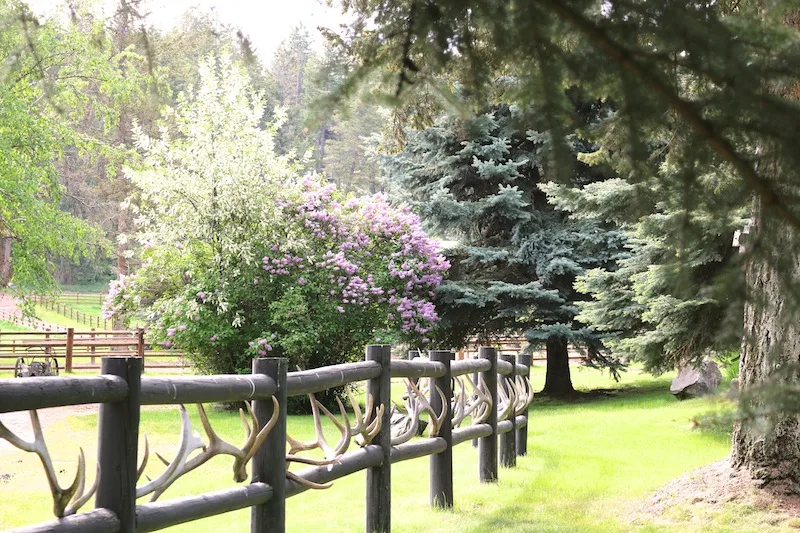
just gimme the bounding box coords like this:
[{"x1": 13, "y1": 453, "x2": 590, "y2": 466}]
[{"x1": 0, "y1": 365, "x2": 735, "y2": 532}]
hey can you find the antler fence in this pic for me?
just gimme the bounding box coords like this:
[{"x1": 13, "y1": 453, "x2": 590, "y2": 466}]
[{"x1": 0, "y1": 345, "x2": 532, "y2": 533}]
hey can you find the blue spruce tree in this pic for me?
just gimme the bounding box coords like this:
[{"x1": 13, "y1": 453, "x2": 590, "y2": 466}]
[{"x1": 384, "y1": 103, "x2": 626, "y2": 395}]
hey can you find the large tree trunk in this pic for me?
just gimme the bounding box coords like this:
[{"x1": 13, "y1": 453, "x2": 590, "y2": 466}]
[
  {"x1": 0, "y1": 235, "x2": 11, "y2": 286},
  {"x1": 731, "y1": 197, "x2": 800, "y2": 492},
  {"x1": 540, "y1": 335, "x2": 575, "y2": 395}
]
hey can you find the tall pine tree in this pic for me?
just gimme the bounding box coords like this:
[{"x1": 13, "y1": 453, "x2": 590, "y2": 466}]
[{"x1": 384, "y1": 103, "x2": 625, "y2": 394}]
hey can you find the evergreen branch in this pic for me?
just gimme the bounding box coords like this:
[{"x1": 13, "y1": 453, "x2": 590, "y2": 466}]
[{"x1": 537, "y1": 0, "x2": 800, "y2": 231}]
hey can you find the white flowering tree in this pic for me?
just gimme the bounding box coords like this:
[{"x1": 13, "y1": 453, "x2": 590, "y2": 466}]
[
  {"x1": 126, "y1": 54, "x2": 299, "y2": 265},
  {"x1": 107, "y1": 55, "x2": 449, "y2": 389}
]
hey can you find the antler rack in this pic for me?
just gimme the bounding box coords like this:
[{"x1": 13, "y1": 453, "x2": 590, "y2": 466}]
[
  {"x1": 286, "y1": 390, "x2": 383, "y2": 490},
  {"x1": 390, "y1": 377, "x2": 449, "y2": 445},
  {"x1": 136, "y1": 397, "x2": 279, "y2": 502},
  {"x1": 0, "y1": 411, "x2": 99, "y2": 518},
  {"x1": 451, "y1": 375, "x2": 493, "y2": 428}
]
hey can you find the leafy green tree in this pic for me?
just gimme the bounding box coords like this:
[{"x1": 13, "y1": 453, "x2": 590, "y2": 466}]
[
  {"x1": 383, "y1": 103, "x2": 625, "y2": 394},
  {"x1": 544, "y1": 171, "x2": 748, "y2": 374},
  {"x1": 334, "y1": 0, "x2": 800, "y2": 489},
  {"x1": 0, "y1": 2, "x2": 116, "y2": 294},
  {"x1": 52, "y1": 1, "x2": 167, "y2": 285}
]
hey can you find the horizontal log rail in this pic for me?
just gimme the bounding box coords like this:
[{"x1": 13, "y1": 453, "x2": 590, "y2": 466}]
[
  {"x1": 140, "y1": 375, "x2": 277, "y2": 405},
  {"x1": 285, "y1": 445, "x2": 384, "y2": 498},
  {"x1": 135, "y1": 483, "x2": 273, "y2": 533},
  {"x1": 2, "y1": 346, "x2": 533, "y2": 533},
  {"x1": 286, "y1": 361, "x2": 381, "y2": 397},
  {"x1": 4, "y1": 509, "x2": 120, "y2": 533},
  {"x1": 450, "y1": 358, "x2": 491, "y2": 377},
  {"x1": 388, "y1": 358, "x2": 446, "y2": 378},
  {"x1": 0, "y1": 375, "x2": 128, "y2": 413},
  {"x1": 390, "y1": 437, "x2": 448, "y2": 463}
]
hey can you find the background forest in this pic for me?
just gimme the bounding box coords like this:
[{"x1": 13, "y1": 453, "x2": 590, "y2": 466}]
[{"x1": 3, "y1": 0, "x2": 800, "y2": 531}]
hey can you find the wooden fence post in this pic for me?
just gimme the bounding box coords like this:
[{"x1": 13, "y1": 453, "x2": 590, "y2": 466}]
[
  {"x1": 366, "y1": 344, "x2": 392, "y2": 532},
  {"x1": 429, "y1": 349, "x2": 453, "y2": 509},
  {"x1": 251, "y1": 357, "x2": 287, "y2": 533},
  {"x1": 90, "y1": 328, "x2": 96, "y2": 365},
  {"x1": 499, "y1": 354, "x2": 516, "y2": 468},
  {"x1": 136, "y1": 328, "x2": 145, "y2": 370},
  {"x1": 96, "y1": 356, "x2": 141, "y2": 533},
  {"x1": 65, "y1": 327, "x2": 74, "y2": 373},
  {"x1": 472, "y1": 356, "x2": 479, "y2": 448},
  {"x1": 516, "y1": 352, "x2": 531, "y2": 457},
  {"x1": 44, "y1": 328, "x2": 51, "y2": 358},
  {"x1": 478, "y1": 346, "x2": 498, "y2": 483},
  {"x1": 407, "y1": 349, "x2": 419, "y2": 387}
]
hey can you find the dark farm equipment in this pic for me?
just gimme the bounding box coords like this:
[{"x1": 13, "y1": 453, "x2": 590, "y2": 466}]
[{"x1": 14, "y1": 354, "x2": 59, "y2": 377}]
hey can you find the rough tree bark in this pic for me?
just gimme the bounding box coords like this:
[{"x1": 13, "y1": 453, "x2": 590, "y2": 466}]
[
  {"x1": 731, "y1": 196, "x2": 800, "y2": 492},
  {"x1": 0, "y1": 235, "x2": 11, "y2": 286},
  {"x1": 730, "y1": 9, "x2": 800, "y2": 492},
  {"x1": 540, "y1": 335, "x2": 575, "y2": 396}
]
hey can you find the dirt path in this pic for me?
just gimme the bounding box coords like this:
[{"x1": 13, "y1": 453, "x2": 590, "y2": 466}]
[
  {"x1": 0, "y1": 404, "x2": 100, "y2": 453},
  {"x1": 0, "y1": 293, "x2": 65, "y2": 332}
]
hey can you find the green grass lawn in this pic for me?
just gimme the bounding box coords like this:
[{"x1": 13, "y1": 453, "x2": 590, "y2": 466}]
[
  {"x1": 0, "y1": 319, "x2": 34, "y2": 333},
  {"x1": 58, "y1": 281, "x2": 113, "y2": 293},
  {"x1": 53, "y1": 300, "x2": 104, "y2": 317},
  {"x1": 32, "y1": 304, "x2": 87, "y2": 329},
  {"x1": 0, "y1": 366, "x2": 749, "y2": 532}
]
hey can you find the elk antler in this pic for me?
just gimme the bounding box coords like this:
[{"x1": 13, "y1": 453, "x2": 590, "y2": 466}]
[
  {"x1": 496, "y1": 376, "x2": 517, "y2": 422},
  {"x1": 391, "y1": 380, "x2": 425, "y2": 445},
  {"x1": 406, "y1": 378, "x2": 448, "y2": 437},
  {"x1": 347, "y1": 390, "x2": 384, "y2": 446},
  {"x1": 137, "y1": 397, "x2": 279, "y2": 501},
  {"x1": 452, "y1": 376, "x2": 493, "y2": 427},
  {"x1": 284, "y1": 390, "x2": 383, "y2": 490},
  {"x1": 513, "y1": 375, "x2": 534, "y2": 415},
  {"x1": 286, "y1": 393, "x2": 350, "y2": 460},
  {"x1": 0, "y1": 411, "x2": 99, "y2": 517}
]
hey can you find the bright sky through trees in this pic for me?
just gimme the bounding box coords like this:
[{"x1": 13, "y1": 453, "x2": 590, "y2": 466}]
[{"x1": 26, "y1": 0, "x2": 348, "y2": 60}]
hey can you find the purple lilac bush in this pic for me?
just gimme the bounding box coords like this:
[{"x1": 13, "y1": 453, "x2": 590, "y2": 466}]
[{"x1": 104, "y1": 176, "x2": 449, "y2": 377}]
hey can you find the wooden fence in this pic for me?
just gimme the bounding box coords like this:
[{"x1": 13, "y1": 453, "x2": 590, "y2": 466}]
[
  {"x1": 58, "y1": 291, "x2": 106, "y2": 305},
  {"x1": 0, "y1": 328, "x2": 188, "y2": 372},
  {"x1": 0, "y1": 346, "x2": 532, "y2": 532},
  {"x1": 0, "y1": 309, "x2": 60, "y2": 331},
  {"x1": 458, "y1": 337, "x2": 586, "y2": 362},
  {"x1": 31, "y1": 295, "x2": 111, "y2": 330}
]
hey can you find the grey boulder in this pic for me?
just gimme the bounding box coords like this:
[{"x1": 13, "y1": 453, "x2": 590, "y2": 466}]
[{"x1": 671, "y1": 360, "x2": 722, "y2": 399}]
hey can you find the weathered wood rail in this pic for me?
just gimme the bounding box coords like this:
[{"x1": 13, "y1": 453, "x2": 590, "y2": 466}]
[
  {"x1": 0, "y1": 329, "x2": 188, "y2": 372},
  {"x1": 0, "y1": 346, "x2": 532, "y2": 532}
]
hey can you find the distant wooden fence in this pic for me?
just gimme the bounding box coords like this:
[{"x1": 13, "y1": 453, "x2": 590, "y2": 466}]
[
  {"x1": 0, "y1": 328, "x2": 188, "y2": 372},
  {"x1": 0, "y1": 346, "x2": 532, "y2": 532},
  {"x1": 458, "y1": 336, "x2": 586, "y2": 362},
  {"x1": 0, "y1": 309, "x2": 55, "y2": 331},
  {"x1": 57, "y1": 291, "x2": 106, "y2": 305},
  {"x1": 31, "y1": 295, "x2": 111, "y2": 330}
]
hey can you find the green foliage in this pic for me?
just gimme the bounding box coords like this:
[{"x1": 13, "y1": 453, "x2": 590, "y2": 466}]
[
  {"x1": 544, "y1": 140, "x2": 749, "y2": 374},
  {"x1": 334, "y1": 1, "x2": 800, "y2": 231},
  {"x1": 106, "y1": 55, "x2": 447, "y2": 394},
  {"x1": 0, "y1": 2, "x2": 118, "y2": 295},
  {"x1": 383, "y1": 102, "x2": 626, "y2": 389}
]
